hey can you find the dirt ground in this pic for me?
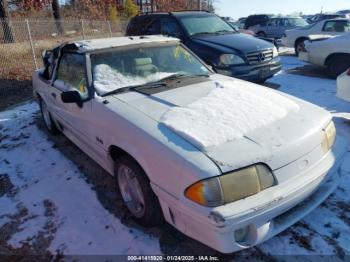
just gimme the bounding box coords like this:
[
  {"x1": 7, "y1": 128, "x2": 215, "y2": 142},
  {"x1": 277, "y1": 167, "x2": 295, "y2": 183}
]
[{"x1": 0, "y1": 79, "x2": 33, "y2": 111}]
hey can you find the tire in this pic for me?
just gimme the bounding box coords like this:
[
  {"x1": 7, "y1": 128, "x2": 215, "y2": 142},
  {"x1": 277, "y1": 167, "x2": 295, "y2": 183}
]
[
  {"x1": 295, "y1": 38, "x2": 307, "y2": 56},
  {"x1": 39, "y1": 99, "x2": 60, "y2": 135},
  {"x1": 257, "y1": 31, "x2": 266, "y2": 37},
  {"x1": 115, "y1": 156, "x2": 163, "y2": 227},
  {"x1": 257, "y1": 77, "x2": 268, "y2": 84},
  {"x1": 326, "y1": 55, "x2": 350, "y2": 79}
]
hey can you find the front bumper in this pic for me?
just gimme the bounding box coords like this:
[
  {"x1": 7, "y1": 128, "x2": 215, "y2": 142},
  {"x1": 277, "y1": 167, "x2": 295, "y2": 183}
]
[
  {"x1": 152, "y1": 136, "x2": 347, "y2": 254},
  {"x1": 215, "y1": 58, "x2": 282, "y2": 82}
]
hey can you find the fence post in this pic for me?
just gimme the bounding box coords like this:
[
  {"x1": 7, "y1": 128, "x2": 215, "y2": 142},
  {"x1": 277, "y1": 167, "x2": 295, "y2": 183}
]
[
  {"x1": 25, "y1": 19, "x2": 38, "y2": 70},
  {"x1": 81, "y1": 19, "x2": 85, "y2": 40},
  {"x1": 107, "y1": 20, "x2": 112, "y2": 37}
]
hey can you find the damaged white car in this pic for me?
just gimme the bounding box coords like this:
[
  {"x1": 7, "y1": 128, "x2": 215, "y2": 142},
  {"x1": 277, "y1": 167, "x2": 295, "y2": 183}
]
[
  {"x1": 299, "y1": 32, "x2": 350, "y2": 78},
  {"x1": 32, "y1": 36, "x2": 347, "y2": 253}
]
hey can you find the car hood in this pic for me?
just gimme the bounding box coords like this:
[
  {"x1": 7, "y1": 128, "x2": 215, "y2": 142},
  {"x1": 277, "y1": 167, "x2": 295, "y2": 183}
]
[
  {"x1": 112, "y1": 74, "x2": 331, "y2": 173},
  {"x1": 191, "y1": 33, "x2": 273, "y2": 53}
]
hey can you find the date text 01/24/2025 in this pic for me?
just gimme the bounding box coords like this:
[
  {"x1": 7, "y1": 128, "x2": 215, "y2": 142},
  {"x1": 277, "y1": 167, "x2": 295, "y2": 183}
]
[{"x1": 127, "y1": 256, "x2": 220, "y2": 261}]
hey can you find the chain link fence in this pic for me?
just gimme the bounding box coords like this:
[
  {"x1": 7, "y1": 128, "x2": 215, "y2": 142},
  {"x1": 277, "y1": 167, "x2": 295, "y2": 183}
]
[{"x1": 0, "y1": 18, "x2": 128, "y2": 107}]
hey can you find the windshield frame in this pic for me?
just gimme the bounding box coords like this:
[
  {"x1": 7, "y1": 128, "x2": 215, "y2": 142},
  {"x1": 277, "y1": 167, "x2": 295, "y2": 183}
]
[
  {"x1": 176, "y1": 13, "x2": 237, "y2": 37},
  {"x1": 87, "y1": 42, "x2": 214, "y2": 96}
]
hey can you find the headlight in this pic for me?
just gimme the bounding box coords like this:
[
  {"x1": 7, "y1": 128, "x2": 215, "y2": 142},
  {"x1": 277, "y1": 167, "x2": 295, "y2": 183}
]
[
  {"x1": 185, "y1": 164, "x2": 276, "y2": 207},
  {"x1": 273, "y1": 46, "x2": 279, "y2": 58},
  {"x1": 322, "y1": 121, "x2": 336, "y2": 153},
  {"x1": 219, "y1": 54, "x2": 245, "y2": 66}
]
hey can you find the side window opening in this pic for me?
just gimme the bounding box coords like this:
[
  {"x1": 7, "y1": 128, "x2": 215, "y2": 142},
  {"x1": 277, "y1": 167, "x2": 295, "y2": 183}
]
[
  {"x1": 323, "y1": 21, "x2": 348, "y2": 32},
  {"x1": 56, "y1": 53, "x2": 88, "y2": 99},
  {"x1": 144, "y1": 17, "x2": 161, "y2": 35},
  {"x1": 42, "y1": 48, "x2": 59, "y2": 80}
]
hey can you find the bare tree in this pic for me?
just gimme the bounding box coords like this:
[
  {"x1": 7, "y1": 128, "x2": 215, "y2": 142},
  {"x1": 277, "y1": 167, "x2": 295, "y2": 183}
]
[
  {"x1": 51, "y1": 0, "x2": 63, "y2": 34},
  {"x1": 0, "y1": 0, "x2": 14, "y2": 43}
]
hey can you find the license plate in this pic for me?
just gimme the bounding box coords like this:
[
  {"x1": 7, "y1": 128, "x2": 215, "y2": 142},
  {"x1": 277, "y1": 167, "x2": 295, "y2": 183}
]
[{"x1": 259, "y1": 68, "x2": 270, "y2": 78}]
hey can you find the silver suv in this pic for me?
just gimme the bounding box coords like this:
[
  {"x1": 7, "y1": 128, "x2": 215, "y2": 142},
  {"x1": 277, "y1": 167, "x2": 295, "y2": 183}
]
[{"x1": 250, "y1": 17, "x2": 308, "y2": 38}]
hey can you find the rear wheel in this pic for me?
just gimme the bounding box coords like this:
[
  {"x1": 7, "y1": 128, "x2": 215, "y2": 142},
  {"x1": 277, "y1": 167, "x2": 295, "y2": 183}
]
[
  {"x1": 115, "y1": 156, "x2": 163, "y2": 227},
  {"x1": 326, "y1": 55, "x2": 350, "y2": 79},
  {"x1": 39, "y1": 99, "x2": 60, "y2": 135},
  {"x1": 295, "y1": 38, "x2": 307, "y2": 56}
]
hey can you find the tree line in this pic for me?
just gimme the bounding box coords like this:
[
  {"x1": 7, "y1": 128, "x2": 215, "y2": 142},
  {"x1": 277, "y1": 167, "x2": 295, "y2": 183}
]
[{"x1": 0, "y1": 0, "x2": 215, "y2": 43}]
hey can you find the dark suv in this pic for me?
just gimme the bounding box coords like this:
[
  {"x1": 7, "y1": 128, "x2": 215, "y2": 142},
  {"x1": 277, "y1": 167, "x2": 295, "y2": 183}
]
[
  {"x1": 126, "y1": 11, "x2": 281, "y2": 83},
  {"x1": 244, "y1": 14, "x2": 274, "y2": 29}
]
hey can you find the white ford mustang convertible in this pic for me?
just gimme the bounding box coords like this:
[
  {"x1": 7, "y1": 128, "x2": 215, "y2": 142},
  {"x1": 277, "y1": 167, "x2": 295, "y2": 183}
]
[{"x1": 32, "y1": 36, "x2": 347, "y2": 253}]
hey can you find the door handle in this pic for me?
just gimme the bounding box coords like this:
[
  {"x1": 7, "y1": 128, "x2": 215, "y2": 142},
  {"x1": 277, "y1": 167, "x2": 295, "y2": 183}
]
[{"x1": 51, "y1": 93, "x2": 57, "y2": 99}]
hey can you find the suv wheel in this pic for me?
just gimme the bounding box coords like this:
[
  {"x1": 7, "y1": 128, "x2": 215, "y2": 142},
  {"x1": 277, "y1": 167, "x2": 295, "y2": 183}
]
[
  {"x1": 257, "y1": 31, "x2": 266, "y2": 37},
  {"x1": 115, "y1": 156, "x2": 163, "y2": 227},
  {"x1": 40, "y1": 99, "x2": 60, "y2": 135}
]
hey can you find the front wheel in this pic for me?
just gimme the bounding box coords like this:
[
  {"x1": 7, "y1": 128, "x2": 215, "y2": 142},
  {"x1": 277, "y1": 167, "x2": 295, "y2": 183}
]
[
  {"x1": 115, "y1": 156, "x2": 163, "y2": 227},
  {"x1": 327, "y1": 56, "x2": 350, "y2": 79},
  {"x1": 40, "y1": 99, "x2": 60, "y2": 135}
]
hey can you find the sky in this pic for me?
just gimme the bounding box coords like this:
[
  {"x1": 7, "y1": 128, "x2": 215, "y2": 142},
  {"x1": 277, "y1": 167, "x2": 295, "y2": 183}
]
[{"x1": 215, "y1": 0, "x2": 350, "y2": 19}]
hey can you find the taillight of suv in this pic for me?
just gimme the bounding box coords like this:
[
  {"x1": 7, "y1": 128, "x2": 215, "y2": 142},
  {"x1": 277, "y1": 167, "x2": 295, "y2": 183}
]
[{"x1": 347, "y1": 68, "x2": 350, "y2": 76}]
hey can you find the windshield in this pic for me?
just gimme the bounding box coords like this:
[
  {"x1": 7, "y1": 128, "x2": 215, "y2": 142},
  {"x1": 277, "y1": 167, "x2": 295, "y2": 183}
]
[
  {"x1": 301, "y1": 23, "x2": 316, "y2": 29},
  {"x1": 178, "y1": 14, "x2": 235, "y2": 36},
  {"x1": 289, "y1": 18, "x2": 308, "y2": 27},
  {"x1": 90, "y1": 44, "x2": 210, "y2": 95}
]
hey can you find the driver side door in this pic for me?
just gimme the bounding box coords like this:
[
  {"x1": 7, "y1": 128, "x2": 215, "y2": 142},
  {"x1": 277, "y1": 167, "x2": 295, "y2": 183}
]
[{"x1": 51, "y1": 52, "x2": 94, "y2": 152}]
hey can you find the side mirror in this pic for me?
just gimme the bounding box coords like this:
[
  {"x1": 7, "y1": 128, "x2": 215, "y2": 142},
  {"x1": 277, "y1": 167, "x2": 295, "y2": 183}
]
[{"x1": 61, "y1": 90, "x2": 83, "y2": 107}]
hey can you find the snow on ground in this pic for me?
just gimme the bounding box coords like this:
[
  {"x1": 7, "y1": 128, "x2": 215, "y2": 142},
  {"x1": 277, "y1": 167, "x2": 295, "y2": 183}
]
[
  {"x1": 252, "y1": 56, "x2": 350, "y2": 257},
  {"x1": 0, "y1": 55, "x2": 350, "y2": 258},
  {"x1": 161, "y1": 79, "x2": 299, "y2": 149},
  {"x1": 0, "y1": 103, "x2": 160, "y2": 255}
]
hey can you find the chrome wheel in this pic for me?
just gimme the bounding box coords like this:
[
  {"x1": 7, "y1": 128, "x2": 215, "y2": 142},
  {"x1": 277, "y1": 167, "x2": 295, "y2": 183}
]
[
  {"x1": 41, "y1": 101, "x2": 53, "y2": 130},
  {"x1": 117, "y1": 164, "x2": 145, "y2": 218}
]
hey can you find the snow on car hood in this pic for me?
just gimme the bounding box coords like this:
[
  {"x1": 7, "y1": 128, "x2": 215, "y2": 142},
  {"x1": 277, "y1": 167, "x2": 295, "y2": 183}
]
[
  {"x1": 160, "y1": 80, "x2": 299, "y2": 150},
  {"x1": 114, "y1": 74, "x2": 331, "y2": 172}
]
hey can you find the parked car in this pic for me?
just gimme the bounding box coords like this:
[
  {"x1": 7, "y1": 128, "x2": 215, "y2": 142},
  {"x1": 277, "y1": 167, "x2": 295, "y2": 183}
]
[
  {"x1": 244, "y1": 14, "x2": 275, "y2": 29},
  {"x1": 337, "y1": 10, "x2": 350, "y2": 18},
  {"x1": 126, "y1": 11, "x2": 281, "y2": 83},
  {"x1": 221, "y1": 16, "x2": 234, "y2": 23},
  {"x1": 281, "y1": 18, "x2": 350, "y2": 55},
  {"x1": 237, "y1": 17, "x2": 247, "y2": 29},
  {"x1": 337, "y1": 68, "x2": 350, "y2": 102},
  {"x1": 308, "y1": 13, "x2": 345, "y2": 24},
  {"x1": 228, "y1": 22, "x2": 280, "y2": 49},
  {"x1": 250, "y1": 17, "x2": 308, "y2": 38},
  {"x1": 229, "y1": 22, "x2": 255, "y2": 35},
  {"x1": 299, "y1": 32, "x2": 350, "y2": 78},
  {"x1": 302, "y1": 15, "x2": 314, "y2": 21},
  {"x1": 33, "y1": 36, "x2": 346, "y2": 254}
]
